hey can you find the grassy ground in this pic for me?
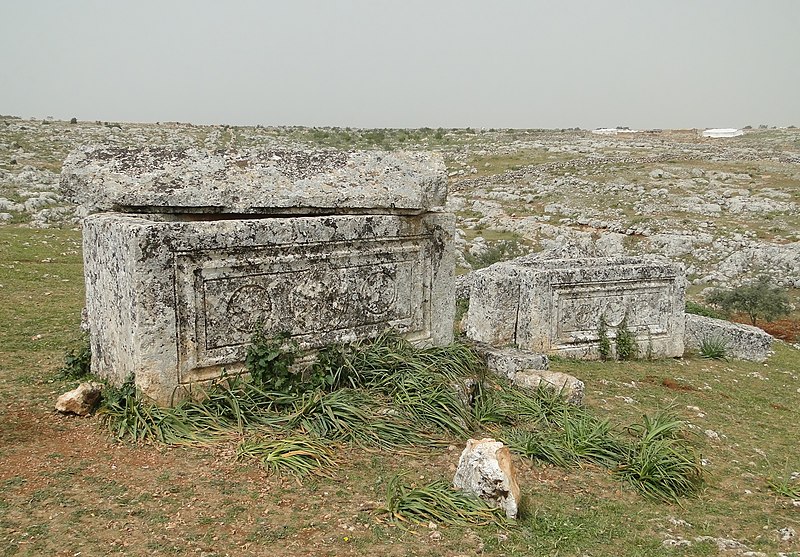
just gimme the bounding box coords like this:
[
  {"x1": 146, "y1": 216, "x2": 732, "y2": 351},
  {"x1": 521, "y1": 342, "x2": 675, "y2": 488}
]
[{"x1": 1, "y1": 224, "x2": 798, "y2": 556}]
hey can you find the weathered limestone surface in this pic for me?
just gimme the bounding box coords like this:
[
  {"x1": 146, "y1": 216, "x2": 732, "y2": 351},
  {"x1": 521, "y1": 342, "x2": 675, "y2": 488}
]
[
  {"x1": 465, "y1": 256, "x2": 685, "y2": 359},
  {"x1": 61, "y1": 146, "x2": 447, "y2": 215},
  {"x1": 69, "y1": 146, "x2": 455, "y2": 405},
  {"x1": 83, "y1": 212, "x2": 455, "y2": 404},
  {"x1": 512, "y1": 371, "x2": 585, "y2": 405},
  {"x1": 478, "y1": 345, "x2": 549, "y2": 379},
  {"x1": 55, "y1": 382, "x2": 102, "y2": 415},
  {"x1": 684, "y1": 314, "x2": 773, "y2": 362},
  {"x1": 453, "y1": 438, "x2": 520, "y2": 519}
]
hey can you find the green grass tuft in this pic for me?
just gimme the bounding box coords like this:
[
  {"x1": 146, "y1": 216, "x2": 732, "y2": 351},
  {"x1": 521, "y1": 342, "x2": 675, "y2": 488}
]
[
  {"x1": 615, "y1": 410, "x2": 703, "y2": 502},
  {"x1": 698, "y1": 336, "x2": 729, "y2": 360},
  {"x1": 237, "y1": 436, "x2": 336, "y2": 478},
  {"x1": 377, "y1": 475, "x2": 506, "y2": 526}
]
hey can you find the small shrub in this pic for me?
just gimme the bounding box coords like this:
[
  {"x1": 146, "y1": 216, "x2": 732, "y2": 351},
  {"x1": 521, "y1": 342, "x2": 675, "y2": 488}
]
[
  {"x1": 466, "y1": 239, "x2": 527, "y2": 269},
  {"x1": 614, "y1": 313, "x2": 638, "y2": 361},
  {"x1": 707, "y1": 277, "x2": 791, "y2": 326},
  {"x1": 698, "y1": 336, "x2": 728, "y2": 360},
  {"x1": 244, "y1": 327, "x2": 300, "y2": 394},
  {"x1": 685, "y1": 300, "x2": 725, "y2": 320},
  {"x1": 59, "y1": 335, "x2": 91, "y2": 379},
  {"x1": 597, "y1": 315, "x2": 612, "y2": 360}
]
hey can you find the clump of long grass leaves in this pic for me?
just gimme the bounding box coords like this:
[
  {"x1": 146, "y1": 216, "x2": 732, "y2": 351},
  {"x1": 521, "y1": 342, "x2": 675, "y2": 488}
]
[
  {"x1": 237, "y1": 436, "x2": 336, "y2": 478},
  {"x1": 483, "y1": 385, "x2": 703, "y2": 502},
  {"x1": 312, "y1": 334, "x2": 482, "y2": 436},
  {"x1": 99, "y1": 331, "x2": 704, "y2": 502},
  {"x1": 766, "y1": 473, "x2": 800, "y2": 499},
  {"x1": 698, "y1": 335, "x2": 729, "y2": 360},
  {"x1": 616, "y1": 410, "x2": 704, "y2": 502},
  {"x1": 99, "y1": 332, "x2": 483, "y2": 450},
  {"x1": 376, "y1": 474, "x2": 506, "y2": 526}
]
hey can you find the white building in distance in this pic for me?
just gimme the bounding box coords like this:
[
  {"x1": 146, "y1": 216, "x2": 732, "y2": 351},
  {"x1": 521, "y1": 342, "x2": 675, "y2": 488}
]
[{"x1": 702, "y1": 128, "x2": 744, "y2": 138}]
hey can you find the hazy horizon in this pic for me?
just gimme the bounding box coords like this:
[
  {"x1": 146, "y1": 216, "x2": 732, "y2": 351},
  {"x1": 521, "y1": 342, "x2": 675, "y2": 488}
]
[{"x1": 2, "y1": 1, "x2": 799, "y2": 130}]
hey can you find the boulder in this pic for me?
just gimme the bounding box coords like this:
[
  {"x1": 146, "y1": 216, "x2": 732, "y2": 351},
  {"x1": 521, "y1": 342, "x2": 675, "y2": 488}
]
[
  {"x1": 684, "y1": 314, "x2": 773, "y2": 362},
  {"x1": 477, "y1": 345, "x2": 549, "y2": 380},
  {"x1": 512, "y1": 370, "x2": 585, "y2": 405},
  {"x1": 453, "y1": 438, "x2": 520, "y2": 519},
  {"x1": 55, "y1": 382, "x2": 102, "y2": 416}
]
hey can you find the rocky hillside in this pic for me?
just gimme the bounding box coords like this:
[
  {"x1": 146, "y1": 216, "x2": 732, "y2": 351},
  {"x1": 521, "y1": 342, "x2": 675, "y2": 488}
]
[{"x1": 2, "y1": 118, "x2": 798, "y2": 292}]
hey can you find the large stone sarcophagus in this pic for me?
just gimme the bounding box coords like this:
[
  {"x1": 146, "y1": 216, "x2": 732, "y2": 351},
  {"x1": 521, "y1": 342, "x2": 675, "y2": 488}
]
[
  {"x1": 464, "y1": 256, "x2": 685, "y2": 359},
  {"x1": 61, "y1": 146, "x2": 455, "y2": 404}
]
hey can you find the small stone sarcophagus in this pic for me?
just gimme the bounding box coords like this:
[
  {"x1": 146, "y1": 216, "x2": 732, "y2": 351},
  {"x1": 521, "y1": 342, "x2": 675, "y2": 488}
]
[
  {"x1": 62, "y1": 146, "x2": 455, "y2": 404},
  {"x1": 464, "y1": 256, "x2": 685, "y2": 359}
]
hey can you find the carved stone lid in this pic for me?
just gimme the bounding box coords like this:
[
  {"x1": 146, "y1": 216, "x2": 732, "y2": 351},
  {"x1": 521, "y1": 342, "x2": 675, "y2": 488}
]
[{"x1": 60, "y1": 146, "x2": 447, "y2": 215}]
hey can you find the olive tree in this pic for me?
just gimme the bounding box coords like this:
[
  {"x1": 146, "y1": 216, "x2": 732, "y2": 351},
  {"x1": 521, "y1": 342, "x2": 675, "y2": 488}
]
[{"x1": 707, "y1": 277, "x2": 791, "y2": 326}]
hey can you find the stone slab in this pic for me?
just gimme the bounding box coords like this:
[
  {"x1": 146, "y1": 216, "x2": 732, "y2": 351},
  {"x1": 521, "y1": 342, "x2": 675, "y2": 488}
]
[
  {"x1": 512, "y1": 371, "x2": 585, "y2": 405},
  {"x1": 684, "y1": 313, "x2": 773, "y2": 362},
  {"x1": 475, "y1": 345, "x2": 549, "y2": 380},
  {"x1": 61, "y1": 146, "x2": 447, "y2": 215},
  {"x1": 464, "y1": 256, "x2": 685, "y2": 359},
  {"x1": 83, "y1": 212, "x2": 455, "y2": 404}
]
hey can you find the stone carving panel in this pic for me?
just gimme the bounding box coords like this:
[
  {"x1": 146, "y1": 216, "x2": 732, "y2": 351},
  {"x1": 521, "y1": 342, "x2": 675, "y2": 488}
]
[
  {"x1": 554, "y1": 280, "x2": 672, "y2": 344},
  {"x1": 176, "y1": 238, "x2": 429, "y2": 382}
]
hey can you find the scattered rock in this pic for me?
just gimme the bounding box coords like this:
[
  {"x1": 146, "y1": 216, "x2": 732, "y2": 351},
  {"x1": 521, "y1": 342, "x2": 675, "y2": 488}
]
[
  {"x1": 662, "y1": 538, "x2": 692, "y2": 548},
  {"x1": 513, "y1": 370, "x2": 585, "y2": 405},
  {"x1": 478, "y1": 345, "x2": 549, "y2": 380},
  {"x1": 668, "y1": 516, "x2": 693, "y2": 528},
  {"x1": 55, "y1": 382, "x2": 102, "y2": 416},
  {"x1": 778, "y1": 526, "x2": 796, "y2": 542},
  {"x1": 453, "y1": 438, "x2": 520, "y2": 519}
]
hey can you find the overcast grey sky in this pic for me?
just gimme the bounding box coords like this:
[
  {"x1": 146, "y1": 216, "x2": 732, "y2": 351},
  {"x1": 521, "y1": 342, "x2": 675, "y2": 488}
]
[{"x1": 2, "y1": 1, "x2": 798, "y2": 129}]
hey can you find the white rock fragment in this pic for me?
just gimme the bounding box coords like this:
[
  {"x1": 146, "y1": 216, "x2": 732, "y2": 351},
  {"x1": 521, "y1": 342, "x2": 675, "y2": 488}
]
[
  {"x1": 668, "y1": 516, "x2": 693, "y2": 528},
  {"x1": 453, "y1": 438, "x2": 521, "y2": 519},
  {"x1": 513, "y1": 370, "x2": 585, "y2": 405},
  {"x1": 662, "y1": 538, "x2": 692, "y2": 548},
  {"x1": 778, "y1": 526, "x2": 796, "y2": 542},
  {"x1": 55, "y1": 382, "x2": 102, "y2": 416}
]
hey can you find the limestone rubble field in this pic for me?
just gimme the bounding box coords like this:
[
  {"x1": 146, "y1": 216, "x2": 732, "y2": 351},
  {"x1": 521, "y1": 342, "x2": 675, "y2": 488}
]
[{"x1": 2, "y1": 119, "x2": 799, "y2": 291}]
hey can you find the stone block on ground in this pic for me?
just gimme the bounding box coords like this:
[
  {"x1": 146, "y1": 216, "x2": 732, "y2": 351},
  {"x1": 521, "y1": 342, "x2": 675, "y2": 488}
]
[
  {"x1": 512, "y1": 371, "x2": 585, "y2": 405},
  {"x1": 464, "y1": 256, "x2": 685, "y2": 359},
  {"x1": 453, "y1": 438, "x2": 520, "y2": 519},
  {"x1": 66, "y1": 147, "x2": 455, "y2": 405},
  {"x1": 475, "y1": 344, "x2": 549, "y2": 380},
  {"x1": 55, "y1": 382, "x2": 102, "y2": 416},
  {"x1": 684, "y1": 314, "x2": 774, "y2": 362}
]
